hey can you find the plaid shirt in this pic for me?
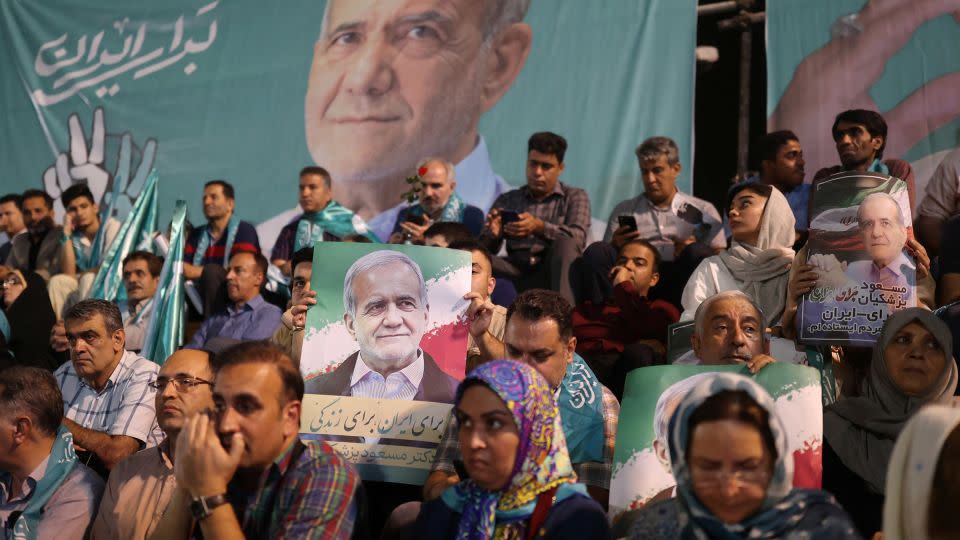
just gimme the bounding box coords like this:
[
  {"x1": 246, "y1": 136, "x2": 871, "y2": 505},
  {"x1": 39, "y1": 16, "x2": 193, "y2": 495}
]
[
  {"x1": 431, "y1": 384, "x2": 619, "y2": 489},
  {"x1": 56, "y1": 350, "x2": 163, "y2": 447},
  {"x1": 229, "y1": 438, "x2": 359, "y2": 540},
  {"x1": 480, "y1": 183, "x2": 591, "y2": 265}
]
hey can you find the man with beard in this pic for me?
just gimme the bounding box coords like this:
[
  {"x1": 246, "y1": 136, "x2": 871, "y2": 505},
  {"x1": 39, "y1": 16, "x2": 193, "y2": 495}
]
[
  {"x1": 186, "y1": 252, "x2": 281, "y2": 351},
  {"x1": 812, "y1": 109, "x2": 917, "y2": 208},
  {"x1": 303, "y1": 0, "x2": 533, "y2": 234},
  {"x1": 183, "y1": 180, "x2": 261, "y2": 316},
  {"x1": 6, "y1": 189, "x2": 63, "y2": 282},
  {"x1": 387, "y1": 158, "x2": 485, "y2": 244},
  {"x1": 90, "y1": 349, "x2": 215, "y2": 540}
]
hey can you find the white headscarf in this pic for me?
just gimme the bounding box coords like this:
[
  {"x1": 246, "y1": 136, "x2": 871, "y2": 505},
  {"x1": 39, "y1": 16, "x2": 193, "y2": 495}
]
[
  {"x1": 718, "y1": 183, "x2": 795, "y2": 326},
  {"x1": 882, "y1": 402, "x2": 960, "y2": 540}
]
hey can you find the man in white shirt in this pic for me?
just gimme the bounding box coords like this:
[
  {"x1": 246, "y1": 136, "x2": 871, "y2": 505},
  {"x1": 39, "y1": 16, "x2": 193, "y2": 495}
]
[
  {"x1": 576, "y1": 137, "x2": 724, "y2": 308},
  {"x1": 845, "y1": 193, "x2": 914, "y2": 306},
  {"x1": 55, "y1": 299, "x2": 163, "y2": 478}
]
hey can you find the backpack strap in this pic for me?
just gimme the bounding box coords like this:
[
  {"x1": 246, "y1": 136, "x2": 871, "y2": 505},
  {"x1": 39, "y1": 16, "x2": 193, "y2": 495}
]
[{"x1": 525, "y1": 486, "x2": 559, "y2": 540}]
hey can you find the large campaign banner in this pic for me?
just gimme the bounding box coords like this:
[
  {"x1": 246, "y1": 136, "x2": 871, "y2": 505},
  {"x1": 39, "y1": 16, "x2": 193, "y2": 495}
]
[
  {"x1": 767, "y1": 0, "x2": 960, "y2": 203},
  {"x1": 799, "y1": 171, "x2": 916, "y2": 345},
  {"x1": 609, "y1": 364, "x2": 823, "y2": 519},
  {"x1": 298, "y1": 242, "x2": 470, "y2": 484},
  {"x1": 0, "y1": 0, "x2": 697, "y2": 247}
]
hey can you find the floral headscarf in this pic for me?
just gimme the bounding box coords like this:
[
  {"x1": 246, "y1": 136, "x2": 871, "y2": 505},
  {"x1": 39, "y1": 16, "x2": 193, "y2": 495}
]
[{"x1": 441, "y1": 360, "x2": 582, "y2": 540}]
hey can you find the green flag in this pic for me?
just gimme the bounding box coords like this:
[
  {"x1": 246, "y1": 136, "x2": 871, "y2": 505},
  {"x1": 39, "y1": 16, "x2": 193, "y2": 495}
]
[
  {"x1": 141, "y1": 200, "x2": 187, "y2": 364},
  {"x1": 89, "y1": 169, "x2": 160, "y2": 302}
]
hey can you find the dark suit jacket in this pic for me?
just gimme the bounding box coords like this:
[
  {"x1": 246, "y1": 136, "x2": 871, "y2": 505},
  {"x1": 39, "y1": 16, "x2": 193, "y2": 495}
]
[{"x1": 304, "y1": 350, "x2": 458, "y2": 403}]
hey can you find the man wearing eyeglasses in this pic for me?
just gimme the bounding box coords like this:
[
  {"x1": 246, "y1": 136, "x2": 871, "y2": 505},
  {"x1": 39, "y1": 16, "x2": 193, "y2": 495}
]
[{"x1": 91, "y1": 349, "x2": 214, "y2": 540}]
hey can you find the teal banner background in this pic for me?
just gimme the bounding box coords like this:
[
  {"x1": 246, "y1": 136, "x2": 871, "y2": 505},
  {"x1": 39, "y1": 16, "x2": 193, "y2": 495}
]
[
  {"x1": 0, "y1": 0, "x2": 696, "y2": 243},
  {"x1": 767, "y1": 0, "x2": 960, "y2": 201}
]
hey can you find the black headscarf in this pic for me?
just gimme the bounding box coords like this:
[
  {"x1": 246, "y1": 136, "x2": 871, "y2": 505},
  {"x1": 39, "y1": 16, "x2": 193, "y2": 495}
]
[{"x1": 1, "y1": 271, "x2": 59, "y2": 371}]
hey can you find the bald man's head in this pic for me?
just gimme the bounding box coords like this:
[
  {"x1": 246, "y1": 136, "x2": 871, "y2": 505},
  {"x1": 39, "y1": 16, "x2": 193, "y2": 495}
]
[{"x1": 155, "y1": 349, "x2": 215, "y2": 434}]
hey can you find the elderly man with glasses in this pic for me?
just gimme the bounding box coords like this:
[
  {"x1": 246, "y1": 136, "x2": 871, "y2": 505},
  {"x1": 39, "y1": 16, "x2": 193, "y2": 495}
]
[{"x1": 90, "y1": 349, "x2": 215, "y2": 540}]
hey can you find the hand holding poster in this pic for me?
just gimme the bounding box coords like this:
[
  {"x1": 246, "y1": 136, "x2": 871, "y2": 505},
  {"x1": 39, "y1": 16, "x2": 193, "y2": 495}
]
[
  {"x1": 799, "y1": 171, "x2": 917, "y2": 345},
  {"x1": 298, "y1": 243, "x2": 470, "y2": 483},
  {"x1": 609, "y1": 363, "x2": 823, "y2": 519}
]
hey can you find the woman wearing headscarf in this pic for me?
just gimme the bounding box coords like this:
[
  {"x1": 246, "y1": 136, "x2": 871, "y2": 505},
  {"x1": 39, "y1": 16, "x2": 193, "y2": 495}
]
[
  {"x1": 822, "y1": 308, "x2": 958, "y2": 538},
  {"x1": 1, "y1": 269, "x2": 58, "y2": 370},
  {"x1": 413, "y1": 360, "x2": 611, "y2": 540},
  {"x1": 882, "y1": 403, "x2": 960, "y2": 540},
  {"x1": 681, "y1": 182, "x2": 795, "y2": 328},
  {"x1": 628, "y1": 373, "x2": 859, "y2": 540}
]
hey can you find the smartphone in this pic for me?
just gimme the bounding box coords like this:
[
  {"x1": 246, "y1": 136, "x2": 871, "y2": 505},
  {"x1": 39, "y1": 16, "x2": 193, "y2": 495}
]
[
  {"x1": 406, "y1": 214, "x2": 427, "y2": 226},
  {"x1": 618, "y1": 214, "x2": 638, "y2": 232},
  {"x1": 500, "y1": 210, "x2": 520, "y2": 225}
]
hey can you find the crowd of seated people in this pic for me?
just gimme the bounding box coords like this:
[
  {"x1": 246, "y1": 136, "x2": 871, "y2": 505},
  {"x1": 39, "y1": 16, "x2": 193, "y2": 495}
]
[{"x1": 2, "y1": 107, "x2": 960, "y2": 540}]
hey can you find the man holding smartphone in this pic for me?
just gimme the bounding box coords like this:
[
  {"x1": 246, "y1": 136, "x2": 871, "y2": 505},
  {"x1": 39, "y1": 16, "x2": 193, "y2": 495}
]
[
  {"x1": 479, "y1": 132, "x2": 591, "y2": 303},
  {"x1": 387, "y1": 158, "x2": 485, "y2": 244},
  {"x1": 576, "y1": 136, "x2": 724, "y2": 309}
]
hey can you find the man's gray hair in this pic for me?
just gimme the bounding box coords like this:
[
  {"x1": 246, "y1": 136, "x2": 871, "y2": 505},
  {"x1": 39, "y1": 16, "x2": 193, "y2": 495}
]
[
  {"x1": 483, "y1": 0, "x2": 531, "y2": 38},
  {"x1": 857, "y1": 192, "x2": 907, "y2": 228},
  {"x1": 65, "y1": 298, "x2": 124, "y2": 334},
  {"x1": 320, "y1": 1, "x2": 531, "y2": 42},
  {"x1": 635, "y1": 136, "x2": 680, "y2": 166},
  {"x1": 692, "y1": 290, "x2": 765, "y2": 338},
  {"x1": 417, "y1": 157, "x2": 456, "y2": 185},
  {"x1": 343, "y1": 250, "x2": 429, "y2": 318}
]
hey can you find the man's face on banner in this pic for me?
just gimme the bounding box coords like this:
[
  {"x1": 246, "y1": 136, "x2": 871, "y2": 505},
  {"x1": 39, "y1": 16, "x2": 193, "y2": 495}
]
[
  {"x1": 306, "y1": 0, "x2": 491, "y2": 188},
  {"x1": 858, "y1": 197, "x2": 906, "y2": 269},
  {"x1": 345, "y1": 261, "x2": 429, "y2": 370}
]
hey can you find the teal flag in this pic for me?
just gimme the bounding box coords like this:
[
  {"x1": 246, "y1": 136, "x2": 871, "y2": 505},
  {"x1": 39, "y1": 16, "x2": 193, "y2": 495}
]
[
  {"x1": 0, "y1": 0, "x2": 696, "y2": 247},
  {"x1": 767, "y1": 0, "x2": 960, "y2": 199},
  {"x1": 88, "y1": 169, "x2": 159, "y2": 302},
  {"x1": 141, "y1": 200, "x2": 187, "y2": 364}
]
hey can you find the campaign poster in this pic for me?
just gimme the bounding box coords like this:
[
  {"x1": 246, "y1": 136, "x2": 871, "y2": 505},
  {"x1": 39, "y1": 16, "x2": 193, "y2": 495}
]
[
  {"x1": 609, "y1": 364, "x2": 823, "y2": 519},
  {"x1": 0, "y1": 0, "x2": 697, "y2": 248},
  {"x1": 298, "y1": 242, "x2": 470, "y2": 484},
  {"x1": 799, "y1": 171, "x2": 917, "y2": 345}
]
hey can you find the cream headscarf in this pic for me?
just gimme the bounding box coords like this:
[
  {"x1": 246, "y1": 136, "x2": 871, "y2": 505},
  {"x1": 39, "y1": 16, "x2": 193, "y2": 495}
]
[
  {"x1": 718, "y1": 183, "x2": 795, "y2": 326},
  {"x1": 882, "y1": 403, "x2": 960, "y2": 540}
]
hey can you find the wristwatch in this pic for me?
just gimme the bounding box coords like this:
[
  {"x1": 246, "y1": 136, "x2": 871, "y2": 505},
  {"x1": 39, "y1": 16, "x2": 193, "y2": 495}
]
[{"x1": 189, "y1": 493, "x2": 228, "y2": 520}]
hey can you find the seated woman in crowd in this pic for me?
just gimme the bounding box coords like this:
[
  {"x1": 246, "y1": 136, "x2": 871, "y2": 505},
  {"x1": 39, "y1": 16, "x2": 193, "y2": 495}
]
[
  {"x1": 413, "y1": 360, "x2": 611, "y2": 540},
  {"x1": 628, "y1": 373, "x2": 859, "y2": 540},
  {"x1": 823, "y1": 308, "x2": 958, "y2": 539},
  {"x1": 882, "y1": 403, "x2": 960, "y2": 540},
  {"x1": 0, "y1": 267, "x2": 57, "y2": 370},
  {"x1": 681, "y1": 182, "x2": 795, "y2": 329}
]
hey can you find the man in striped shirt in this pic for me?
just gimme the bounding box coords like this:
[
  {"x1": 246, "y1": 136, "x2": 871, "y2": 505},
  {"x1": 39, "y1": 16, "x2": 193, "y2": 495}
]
[{"x1": 56, "y1": 299, "x2": 163, "y2": 478}]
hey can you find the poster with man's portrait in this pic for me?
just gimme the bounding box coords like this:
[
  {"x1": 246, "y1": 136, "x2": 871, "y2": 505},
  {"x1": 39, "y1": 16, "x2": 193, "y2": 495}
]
[
  {"x1": 799, "y1": 171, "x2": 917, "y2": 345},
  {"x1": 609, "y1": 364, "x2": 823, "y2": 519},
  {"x1": 299, "y1": 242, "x2": 470, "y2": 484}
]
